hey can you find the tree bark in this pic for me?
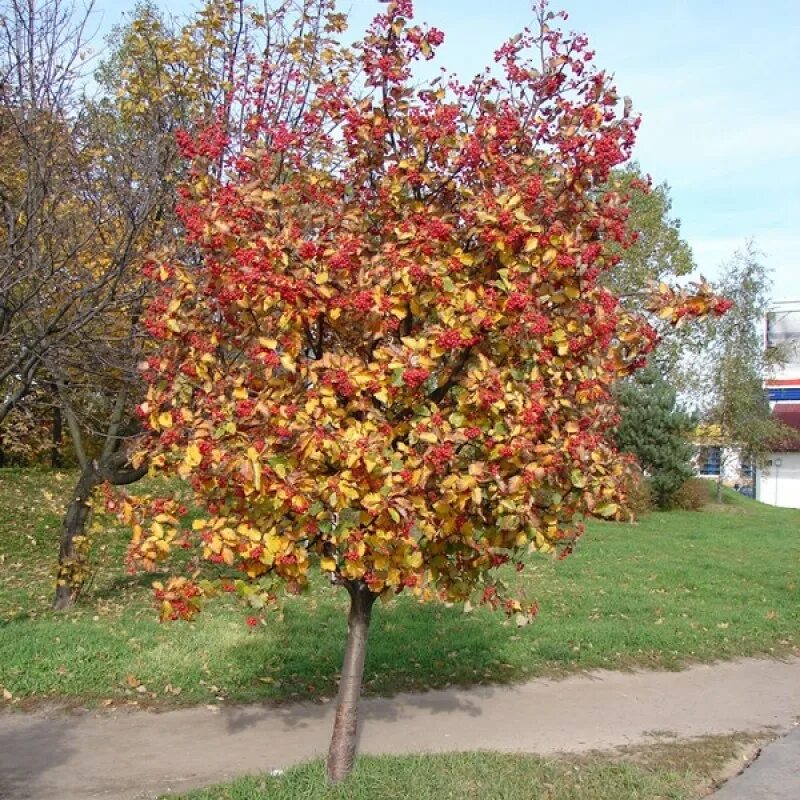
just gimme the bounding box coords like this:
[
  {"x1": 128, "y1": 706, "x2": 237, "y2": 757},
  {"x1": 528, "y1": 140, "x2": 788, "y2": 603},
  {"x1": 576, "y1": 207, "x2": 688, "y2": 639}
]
[
  {"x1": 53, "y1": 463, "x2": 101, "y2": 610},
  {"x1": 53, "y1": 450, "x2": 147, "y2": 610},
  {"x1": 326, "y1": 580, "x2": 376, "y2": 784}
]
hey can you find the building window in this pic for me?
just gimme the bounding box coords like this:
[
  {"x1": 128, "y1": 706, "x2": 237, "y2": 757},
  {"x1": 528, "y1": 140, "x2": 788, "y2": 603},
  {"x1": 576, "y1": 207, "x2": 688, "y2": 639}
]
[{"x1": 698, "y1": 446, "x2": 722, "y2": 476}]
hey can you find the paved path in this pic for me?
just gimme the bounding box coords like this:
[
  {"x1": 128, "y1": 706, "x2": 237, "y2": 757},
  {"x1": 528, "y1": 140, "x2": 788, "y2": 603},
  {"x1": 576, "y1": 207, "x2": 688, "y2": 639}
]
[
  {"x1": 1, "y1": 656, "x2": 799, "y2": 800},
  {"x1": 711, "y1": 726, "x2": 800, "y2": 799}
]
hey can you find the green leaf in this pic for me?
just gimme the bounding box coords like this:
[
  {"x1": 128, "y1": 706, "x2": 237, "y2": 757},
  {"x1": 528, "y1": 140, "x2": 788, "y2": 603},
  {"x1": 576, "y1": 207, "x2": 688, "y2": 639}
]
[
  {"x1": 570, "y1": 469, "x2": 587, "y2": 488},
  {"x1": 498, "y1": 514, "x2": 519, "y2": 530}
]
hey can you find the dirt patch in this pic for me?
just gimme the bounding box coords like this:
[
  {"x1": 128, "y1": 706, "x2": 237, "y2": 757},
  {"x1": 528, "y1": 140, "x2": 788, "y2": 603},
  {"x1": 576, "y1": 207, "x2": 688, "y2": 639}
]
[{"x1": 606, "y1": 732, "x2": 775, "y2": 797}]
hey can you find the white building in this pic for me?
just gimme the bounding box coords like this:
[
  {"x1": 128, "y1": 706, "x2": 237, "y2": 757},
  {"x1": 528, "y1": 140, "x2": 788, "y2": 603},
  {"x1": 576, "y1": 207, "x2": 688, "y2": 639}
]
[{"x1": 756, "y1": 300, "x2": 800, "y2": 509}]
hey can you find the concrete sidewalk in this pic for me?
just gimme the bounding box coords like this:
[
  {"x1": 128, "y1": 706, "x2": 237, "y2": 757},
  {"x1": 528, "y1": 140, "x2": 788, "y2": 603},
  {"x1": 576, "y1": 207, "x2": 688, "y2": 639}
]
[
  {"x1": 711, "y1": 726, "x2": 800, "y2": 799},
  {"x1": 0, "y1": 656, "x2": 798, "y2": 800}
]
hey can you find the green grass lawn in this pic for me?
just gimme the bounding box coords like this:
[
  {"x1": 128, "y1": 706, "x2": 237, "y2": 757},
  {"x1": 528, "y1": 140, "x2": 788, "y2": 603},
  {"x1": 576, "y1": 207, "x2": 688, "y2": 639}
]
[
  {"x1": 169, "y1": 735, "x2": 760, "y2": 800},
  {"x1": 1, "y1": 467, "x2": 798, "y2": 708}
]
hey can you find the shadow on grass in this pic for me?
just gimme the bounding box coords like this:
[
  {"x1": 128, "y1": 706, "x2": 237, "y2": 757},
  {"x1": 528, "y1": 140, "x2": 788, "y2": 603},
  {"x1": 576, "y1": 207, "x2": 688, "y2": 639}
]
[
  {"x1": 85, "y1": 569, "x2": 160, "y2": 601},
  {"x1": 219, "y1": 590, "x2": 516, "y2": 711}
]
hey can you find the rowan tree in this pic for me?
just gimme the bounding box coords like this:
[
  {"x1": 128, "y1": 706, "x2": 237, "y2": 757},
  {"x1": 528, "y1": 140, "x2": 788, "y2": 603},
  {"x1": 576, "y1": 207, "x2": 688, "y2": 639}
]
[{"x1": 120, "y1": 0, "x2": 729, "y2": 781}]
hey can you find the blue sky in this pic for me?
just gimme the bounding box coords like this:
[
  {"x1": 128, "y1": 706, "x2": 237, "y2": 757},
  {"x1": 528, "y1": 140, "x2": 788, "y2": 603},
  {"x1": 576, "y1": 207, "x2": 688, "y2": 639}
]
[{"x1": 94, "y1": 0, "x2": 800, "y2": 300}]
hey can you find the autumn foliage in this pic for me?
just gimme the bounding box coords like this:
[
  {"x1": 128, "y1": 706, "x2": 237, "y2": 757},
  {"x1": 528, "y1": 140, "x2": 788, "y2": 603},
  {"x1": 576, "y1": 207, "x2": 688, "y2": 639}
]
[{"x1": 117, "y1": 0, "x2": 728, "y2": 780}]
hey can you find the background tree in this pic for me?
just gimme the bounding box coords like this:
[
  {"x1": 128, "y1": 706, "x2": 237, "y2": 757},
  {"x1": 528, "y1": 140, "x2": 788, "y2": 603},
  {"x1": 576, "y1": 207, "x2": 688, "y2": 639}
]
[
  {"x1": 41, "y1": 0, "x2": 344, "y2": 608},
  {"x1": 604, "y1": 164, "x2": 708, "y2": 393},
  {"x1": 37, "y1": 1, "x2": 182, "y2": 608},
  {"x1": 0, "y1": 0, "x2": 131, "y2": 426},
  {"x1": 606, "y1": 164, "x2": 694, "y2": 294},
  {"x1": 116, "y1": 0, "x2": 727, "y2": 783},
  {"x1": 614, "y1": 365, "x2": 696, "y2": 509},
  {"x1": 699, "y1": 243, "x2": 788, "y2": 499},
  {"x1": 0, "y1": 393, "x2": 52, "y2": 466}
]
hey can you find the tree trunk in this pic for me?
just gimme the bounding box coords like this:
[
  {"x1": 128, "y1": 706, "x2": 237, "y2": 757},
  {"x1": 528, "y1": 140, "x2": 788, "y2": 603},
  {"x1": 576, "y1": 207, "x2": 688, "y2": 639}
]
[
  {"x1": 53, "y1": 450, "x2": 147, "y2": 610},
  {"x1": 326, "y1": 580, "x2": 376, "y2": 784},
  {"x1": 53, "y1": 464, "x2": 100, "y2": 610}
]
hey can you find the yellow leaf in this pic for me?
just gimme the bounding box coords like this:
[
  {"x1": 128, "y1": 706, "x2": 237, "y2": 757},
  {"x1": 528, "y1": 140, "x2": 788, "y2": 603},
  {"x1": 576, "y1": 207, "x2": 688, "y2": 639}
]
[
  {"x1": 362, "y1": 493, "x2": 383, "y2": 512},
  {"x1": 320, "y1": 556, "x2": 337, "y2": 572},
  {"x1": 247, "y1": 447, "x2": 262, "y2": 491},
  {"x1": 596, "y1": 502, "x2": 619, "y2": 518},
  {"x1": 158, "y1": 411, "x2": 173, "y2": 429},
  {"x1": 185, "y1": 443, "x2": 202, "y2": 467},
  {"x1": 457, "y1": 251, "x2": 475, "y2": 266}
]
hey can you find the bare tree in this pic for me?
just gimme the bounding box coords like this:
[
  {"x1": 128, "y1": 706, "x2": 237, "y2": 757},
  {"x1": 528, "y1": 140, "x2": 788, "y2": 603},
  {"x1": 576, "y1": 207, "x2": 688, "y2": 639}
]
[{"x1": 42, "y1": 0, "x2": 346, "y2": 607}]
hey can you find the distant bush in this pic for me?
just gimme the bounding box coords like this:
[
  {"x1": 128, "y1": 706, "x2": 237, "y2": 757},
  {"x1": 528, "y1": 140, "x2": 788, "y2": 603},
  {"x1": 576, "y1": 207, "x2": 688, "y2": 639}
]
[
  {"x1": 619, "y1": 462, "x2": 654, "y2": 519},
  {"x1": 672, "y1": 478, "x2": 711, "y2": 511}
]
